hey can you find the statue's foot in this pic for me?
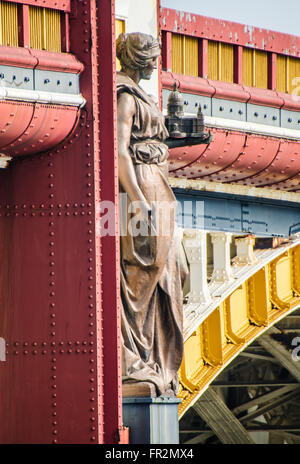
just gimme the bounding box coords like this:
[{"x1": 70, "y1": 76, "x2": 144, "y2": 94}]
[{"x1": 122, "y1": 381, "x2": 157, "y2": 398}]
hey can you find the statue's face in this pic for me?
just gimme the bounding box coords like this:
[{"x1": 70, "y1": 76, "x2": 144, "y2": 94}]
[{"x1": 140, "y1": 57, "x2": 158, "y2": 80}]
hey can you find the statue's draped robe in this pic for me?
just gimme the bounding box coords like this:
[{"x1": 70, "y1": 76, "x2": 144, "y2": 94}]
[{"x1": 117, "y1": 72, "x2": 184, "y2": 396}]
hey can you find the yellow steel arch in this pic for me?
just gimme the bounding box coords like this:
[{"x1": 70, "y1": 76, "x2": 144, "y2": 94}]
[{"x1": 179, "y1": 239, "x2": 300, "y2": 418}]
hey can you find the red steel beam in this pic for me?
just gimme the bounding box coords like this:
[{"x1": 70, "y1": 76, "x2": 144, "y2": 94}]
[
  {"x1": 160, "y1": 7, "x2": 300, "y2": 57},
  {"x1": 162, "y1": 31, "x2": 172, "y2": 74},
  {"x1": 6, "y1": 0, "x2": 71, "y2": 12},
  {"x1": 96, "y1": 0, "x2": 123, "y2": 444}
]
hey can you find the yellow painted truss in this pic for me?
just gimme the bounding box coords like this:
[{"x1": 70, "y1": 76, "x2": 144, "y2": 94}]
[{"x1": 179, "y1": 242, "x2": 300, "y2": 418}]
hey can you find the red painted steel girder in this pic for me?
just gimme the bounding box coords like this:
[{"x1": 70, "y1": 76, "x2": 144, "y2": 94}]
[
  {"x1": 222, "y1": 136, "x2": 281, "y2": 183},
  {"x1": 168, "y1": 138, "x2": 208, "y2": 172},
  {"x1": 0, "y1": 0, "x2": 122, "y2": 445},
  {"x1": 0, "y1": 101, "x2": 34, "y2": 147},
  {"x1": 10, "y1": 0, "x2": 71, "y2": 12},
  {"x1": 0, "y1": 101, "x2": 78, "y2": 157},
  {"x1": 0, "y1": 46, "x2": 83, "y2": 73},
  {"x1": 169, "y1": 128, "x2": 300, "y2": 192},
  {"x1": 184, "y1": 132, "x2": 246, "y2": 180},
  {"x1": 160, "y1": 7, "x2": 300, "y2": 57},
  {"x1": 239, "y1": 140, "x2": 300, "y2": 187},
  {"x1": 162, "y1": 71, "x2": 300, "y2": 111},
  {"x1": 170, "y1": 129, "x2": 227, "y2": 175}
]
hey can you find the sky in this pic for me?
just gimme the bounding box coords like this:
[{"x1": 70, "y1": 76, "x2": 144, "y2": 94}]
[{"x1": 161, "y1": 0, "x2": 300, "y2": 37}]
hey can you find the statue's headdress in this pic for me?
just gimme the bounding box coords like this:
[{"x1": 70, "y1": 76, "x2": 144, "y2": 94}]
[{"x1": 116, "y1": 32, "x2": 161, "y2": 70}]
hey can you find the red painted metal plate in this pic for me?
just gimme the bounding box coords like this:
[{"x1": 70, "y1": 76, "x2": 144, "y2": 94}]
[
  {"x1": 163, "y1": 71, "x2": 300, "y2": 110},
  {"x1": 0, "y1": 46, "x2": 83, "y2": 73},
  {"x1": 162, "y1": 71, "x2": 215, "y2": 97},
  {"x1": 220, "y1": 135, "x2": 280, "y2": 183},
  {"x1": 0, "y1": 102, "x2": 78, "y2": 157},
  {"x1": 6, "y1": 0, "x2": 70, "y2": 12},
  {"x1": 160, "y1": 7, "x2": 300, "y2": 57},
  {"x1": 195, "y1": 132, "x2": 246, "y2": 180},
  {"x1": 0, "y1": 101, "x2": 34, "y2": 148},
  {"x1": 169, "y1": 142, "x2": 207, "y2": 172},
  {"x1": 169, "y1": 127, "x2": 300, "y2": 193},
  {"x1": 175, "y1": 131, "x2": 245, "y2": 179},
  {"x1": 253, "y1": 141, "x2": 300, "y2": 186},
  {"x1": 245, "y1": 86, "x2": 284, "y2": 108},
  {"x1": 169, "y1": 128, "x2": 226, "y2": 174}
]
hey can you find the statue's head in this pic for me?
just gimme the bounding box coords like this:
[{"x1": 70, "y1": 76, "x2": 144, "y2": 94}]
[{"x1": 116, "y1": 32, "x2": 161, "y2": 80}]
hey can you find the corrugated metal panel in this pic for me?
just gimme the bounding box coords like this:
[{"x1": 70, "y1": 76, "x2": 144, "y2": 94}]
[
  {"x1": 254, "y1": 50, "x2": 268, "y2": 89},
  {"x1": 29, "y1": 6, "x2": 61, "y2": 52},
  {"x1": 243, "y1": 48, "x2": 253, "y2": 87},
  {"x1": 277, "y1": 55, "x2": 287, "y2": 93},
  {"x1": 207, "y1": 40, "x2": 219, "y2": 81},
  {"x1": 184, "y1": 36, "x2": 198, "y2": 77},
  {"x1": 0, "y1": 0, "x2": 18, "y2": 47},
  {"x1": 116, "y1": 19, "x2": 125, "y2": 71},
  {"x1": 172, "y1": 33, "x2": 184, "y2": 75},
  {"x1": 220, "y1": 43, "x2": 234, "y2": 83},
  {"x1": 29, "y1": 6, "x2": 44, "y2": 49},
  {"x1": 288, "y1": 57, "x2": 300, "y2": 94},
  {"x1": 44, "y1": 8, "x2": 61, "y2": 53}
]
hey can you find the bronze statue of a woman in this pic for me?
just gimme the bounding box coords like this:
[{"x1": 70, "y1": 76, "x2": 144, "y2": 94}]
[{"x1": 117, "y1": 32, "x2": 186, "y2": 397}]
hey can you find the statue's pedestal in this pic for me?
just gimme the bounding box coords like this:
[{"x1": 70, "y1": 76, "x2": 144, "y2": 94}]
[{"x1": 122, "y1": 397, "x2": 182, "y2": 444}]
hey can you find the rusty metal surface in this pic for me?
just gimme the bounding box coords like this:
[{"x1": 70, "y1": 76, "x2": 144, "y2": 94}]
[{"x1": 160, "y1": 7, "x2": 300, "y2": 57}]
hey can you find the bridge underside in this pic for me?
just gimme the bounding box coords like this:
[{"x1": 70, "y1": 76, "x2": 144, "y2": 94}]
[
  {"x1": 180, "y1": 312, "x2": 300, "y2": 444},
  {"x1": 176, "y1": 214, "x2": 300, "y2": 443}
]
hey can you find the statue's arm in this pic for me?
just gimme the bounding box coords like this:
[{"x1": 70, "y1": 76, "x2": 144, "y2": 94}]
[{"x1": 118, "y1": 92, "x2": 151, "y2": 210}]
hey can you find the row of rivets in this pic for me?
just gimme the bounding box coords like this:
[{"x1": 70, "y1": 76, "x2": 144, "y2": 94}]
[
  {"x1": 82, "y1": 1, "x2": 97, "y2": 443},
  {"x1": 47, "y1": 152, "x2": 58, "y2": 444}
]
